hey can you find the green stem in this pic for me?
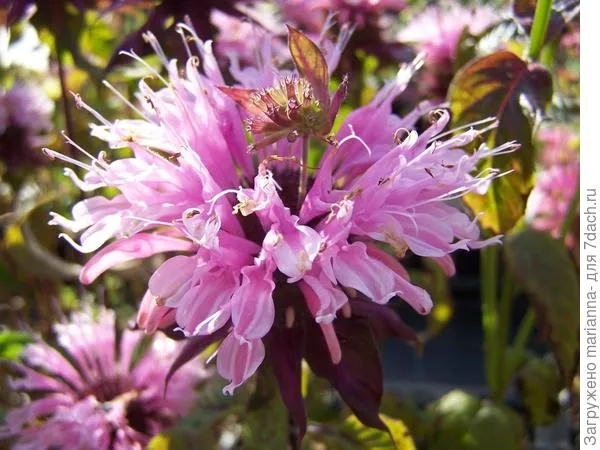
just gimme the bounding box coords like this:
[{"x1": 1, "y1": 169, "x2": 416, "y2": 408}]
[
  {"x1": 297, "y1": 137, "x2": 310, "y2": 212},
  {"x1": 497, "y1": 269, "x2": 516, "y2": 397},
  {"x1": 481, "y1": 246, "x2": 500, "y2": 400},
  {"x1": 528, "y1": 0, "x2": 553, "y2": 61},
  {"x1": 508, "y1": 308, "x2": 536, "y2": 375},
  {"x1": 559, "y1": 180, "x2": 580, "y2": 241}
]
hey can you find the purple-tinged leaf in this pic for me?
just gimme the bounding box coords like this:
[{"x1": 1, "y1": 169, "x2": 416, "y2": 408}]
[
  {"x1": 351, "y1": 299, "x2": 419, "y2": 344},
  {"x1": 450, "y1": 50, "x2": 552, "y2": 232},
  {"x1": 305, "y1": 316, "x2": 387, "y2": 431},
  {"x1": 217, "y1": 86, "x2": 266, "y2": 118},
  {"x1": 287, "y1": 25, "x2": 330, "y2": 111},
  {"x1": 164, "y1": 324, "x2": 229, "y2": 394},
  {"x1": 264, "y1": 326, "x2": 307, "y2": 444},
  {"x1": 329, "y1": 74, "x2": 349, "y2": 126}
]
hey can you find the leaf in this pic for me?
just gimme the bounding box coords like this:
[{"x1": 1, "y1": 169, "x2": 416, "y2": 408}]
[
  {"x1": 330, "y1": 414, "x2": 417, "y2": 450},
  {"x1": 0, "y1": 330, "x2": 32, "y2": 361},
  {"x1": 287, "y1": 25, "x2": 330, "y2": 110},
  {"x1": 305, "y1": 314, "x2": 386, "y2": 431},
  {"x1": 451, "y1": 51, "x2": 552, "y2": 184},
  {"x1": 464, "y1": 172, "x2": 526, "y2": 233},
  {"x1": 350, "y1": 297, "x2": 418, "y2": 344},
  {"x1": 504, "y1": 227, "x2": 579, "y2": 381},
  {"x1": 165, "y1": 326, "x2": 229, "y2": 391},
  {"x1": 264, "y1": 325, "x2": 307, "y2": 442},
  {"x1": 516, "y1": 357, "x2": 562, "y2": 426},
  {"x1": 449, "y1": 51, "x2": 552, "y2": 231}
]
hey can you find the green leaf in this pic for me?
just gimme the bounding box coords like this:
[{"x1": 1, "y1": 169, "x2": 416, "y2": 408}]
[
  {"x1": 504, "y1": 227, "x2": 579, "y2": 381},
  {"x1": 517, "y1": 357, "x2": 562, "y2": 426},
  {"x1": 241, "y1": 367, "x2": 289, "y2": 450},
  {"x1": 449, "y1": 51, "x2": 553, "y2": 231},
  {"x1": 0, "y1": 330, "x2": 32, "y2": 361},
  {"x1": 465, "y1": 171, "x2": 526, "y2": 233},
  {"x1": 320, "y1": 414, "x2": 416, "y2": 450}
]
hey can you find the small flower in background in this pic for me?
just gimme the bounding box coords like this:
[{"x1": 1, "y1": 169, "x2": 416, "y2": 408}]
[
  {"x1": 398, "y1": 2, "x2": 498, "y2": 99},
  {"x1": 45, "y1": 23, "x2": 513, "y2": 436},
  {"x1": 527, "y1": 124, "x2": 579, "y2": 247},
  {"x1": 0, "y1": 83, "x2": 54, "y2": 170},
  {"x1": 0, "y1": 307, "x2": 204, "y2": 450}
]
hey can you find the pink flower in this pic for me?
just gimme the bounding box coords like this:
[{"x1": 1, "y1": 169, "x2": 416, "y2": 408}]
[
  {"x1": 398, "y1": 3, "x2": 498, "y2": 98},
  {"x1": 528, "y1": 124, "x2": 580, "y2": 246},
  {"x1": 0, "y1": 308, "x2": 205, "y2": 450},
  {"x1": 0, "y1": 82, "x2": 53, "y2": 169},
  {"x1": 399, "y1": 4, "x2": 497, "y2": 65},
  {"x1": 537, "y1": 124, "x2": 579, "y2": 167},
  {"x1": 46, "y1": 24, "x2": 512, "y2": 437}
]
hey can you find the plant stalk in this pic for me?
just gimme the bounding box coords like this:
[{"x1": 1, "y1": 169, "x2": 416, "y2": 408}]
[
  {"x1": 481, "y1": 245, "x2": 500, "y2": 400},
  {"x1": 528, "y1": 0, "x2": 553, "y2": 61},
  {"x1": 297, "y1": 137, "x2": 310, "y2": 212}
]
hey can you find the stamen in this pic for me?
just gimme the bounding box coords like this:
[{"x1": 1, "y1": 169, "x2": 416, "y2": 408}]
[
  {"x1": 430, "y1": 116, "x2": 498, "y2": 142},
  {"x1": 142, "y1": 31, "x2": 170, "y2": 69},
  {"x1": 71, "y1": 92, "x2": 112, "y2": 127},
  {"x1": 341, "y1": 302, "x2": 352, "y2": 319},
  {"x1": 123, "y1": 216, "x2": 174, "y2": 228},
  {"x1": 119, "y1": 50, "x2": 169, "y2": 86},
  {"x1": 102, "y1": 80, "x2": 149, "y2": 120},
  {"x1": 61, "y1": 131, "x2": 109, "y2": 169},
  {"x1": 285, "y1": 307, "x2": 295, "y2": 328},
  {"x1": 175, "y1": 24, "x2": 194, "y2": 60},
  {"x1": 42, "y1": 148, "x2": 93, "y2": 171}
]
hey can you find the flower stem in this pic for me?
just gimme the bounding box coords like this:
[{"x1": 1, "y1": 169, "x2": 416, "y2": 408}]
[
  {"x1": 497, "y1": 269, "x2": 517, "y2": 398},
  {"x1": 528, "y1": 0, "x2": 553, "y2": 61},
  {"x1": 297, "y1": 137, "x2": 310, "y2": 212},
  {"x1": 507, "y1": 307, "x2": 536, "y2": 376},
  {"x1": 481, "y1": 245, "x2": 500, "y2": 400}
]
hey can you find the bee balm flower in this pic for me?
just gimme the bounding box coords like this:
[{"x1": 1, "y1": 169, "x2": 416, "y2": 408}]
[
  {"x1": 45, "y1": 23, "x2": 514, "y2": 438},
  {"x1": 0, "y1": 308, "x2": 204, "y2": 450}
]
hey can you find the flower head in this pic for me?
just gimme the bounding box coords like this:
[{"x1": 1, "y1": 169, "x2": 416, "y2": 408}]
[
  {"x1": 0, "y1": 307, "x2": 204, "y2": 450},
  {"x1": 46, "y1": 24, "x2": 513, "y2": 438},
  {"x1": 220, "y1": 26, "x2": 346, "y2": 149}
]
